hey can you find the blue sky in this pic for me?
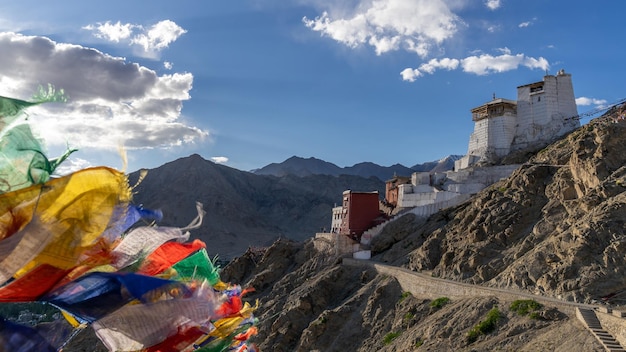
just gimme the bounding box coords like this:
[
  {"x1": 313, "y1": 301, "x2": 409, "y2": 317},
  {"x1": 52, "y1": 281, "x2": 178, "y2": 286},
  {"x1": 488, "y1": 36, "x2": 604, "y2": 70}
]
[{"x1": 0, "y1": 1, "x2": 624, "y2": 173}]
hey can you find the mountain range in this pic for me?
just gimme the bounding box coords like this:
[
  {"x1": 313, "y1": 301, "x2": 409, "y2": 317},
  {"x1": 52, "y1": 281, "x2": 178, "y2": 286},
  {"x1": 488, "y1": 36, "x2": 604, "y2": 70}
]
[{"x1": 252, "y1": 155, "x2": 462, "y2": 180}]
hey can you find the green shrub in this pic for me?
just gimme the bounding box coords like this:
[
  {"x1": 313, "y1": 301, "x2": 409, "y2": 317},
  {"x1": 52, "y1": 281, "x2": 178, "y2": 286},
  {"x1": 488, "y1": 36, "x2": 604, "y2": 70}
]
[
  {"x1": 430, "y1": 297, "x2": 450, "y2": 309},
  {"x1": 510, "y1": 299, "x2": 542, "y2": 316},
  {"x1": 467, "y1": 307, "x2": 501, "y2": 344},
  {"x1": 404, "y1": 312, "x2": 414, "y2": 321},
  {"x1": 399, "y1": 291, "x2": 411, "y2": 302},
  {"x1": 383, "y1": 331, "x2": 401, "y2": 345},
  {"x1": 415, "y1": 339, "x2": 423, "y2": 347}
]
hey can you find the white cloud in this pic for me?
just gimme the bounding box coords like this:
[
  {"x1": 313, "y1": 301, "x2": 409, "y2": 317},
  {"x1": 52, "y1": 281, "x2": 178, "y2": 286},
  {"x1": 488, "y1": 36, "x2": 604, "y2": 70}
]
[
  {"x1": 303, "y1": 0, "x2": 461, "y2": 57},
  {"x1": 461, "y1": 52, "x2": 549, "y2": 75},
  {"x1": 0, "y1": 32, "x2": 207, "y2": 153},
  {"x1": 576, "y1": 97, "x2": 607, "y2": 107},
  {"x1": 400, "y1": 68, "x2": 422, "y2": 82},
  {"x1": 401, "y1": 57, "x2": 459, "y2": 81},
  {"x1": 131, "y1": 20, "x2": 187, "y2": 53},
  {"x1": 211, "y1": 156, "x2": 229, "y2": 164},
  {"x1": 418, "y1": 57, "x2": 459, "y2": 74},
  {"x1": 83, "y1": 21, "x2": 135, "y2": 42},
  {"x1": 518, "y1": 17, "x2": 537, "y2": 28},
  {"x1": 485, "y1": 0, "x2": 501, "y2": 10},
  {"x1": 164, "y1": 61, "x2": 173, "y2": 70},
  {"x1": 83, "y1": 20, "x2": 186, "y2": 58},
  {"x1": 487, "y1": 25, "x2": 499, "y2": 33},
  {"x1": 496, "y1": 47, "x2": 511, "y2": 55},
  {"x1": 401, "y1": 51, "x2": 549, "y2": 81}
]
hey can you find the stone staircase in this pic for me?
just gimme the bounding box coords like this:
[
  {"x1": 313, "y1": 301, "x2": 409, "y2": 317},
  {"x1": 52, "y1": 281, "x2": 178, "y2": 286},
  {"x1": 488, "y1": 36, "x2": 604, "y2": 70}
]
[{"x1": 576, "y1": 307, "x2": 625, "y2": 351}]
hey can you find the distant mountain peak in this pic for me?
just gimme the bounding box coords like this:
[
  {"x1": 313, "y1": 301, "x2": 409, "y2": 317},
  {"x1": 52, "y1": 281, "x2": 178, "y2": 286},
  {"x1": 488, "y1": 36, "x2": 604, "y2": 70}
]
[{"x1": 253, "y1": 156, "x2": 341, "y2": 177}]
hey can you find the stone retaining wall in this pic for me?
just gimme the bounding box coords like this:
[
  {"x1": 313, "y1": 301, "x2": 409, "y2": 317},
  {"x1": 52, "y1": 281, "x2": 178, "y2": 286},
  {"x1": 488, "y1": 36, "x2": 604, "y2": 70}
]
[{"x1": 342, "y1": 258, "x2": 600, "y2": 316}]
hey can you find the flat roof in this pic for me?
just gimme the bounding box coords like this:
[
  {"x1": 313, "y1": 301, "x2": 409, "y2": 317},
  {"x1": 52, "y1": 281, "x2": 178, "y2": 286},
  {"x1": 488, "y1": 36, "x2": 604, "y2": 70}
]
[
  {"x1": 471, "y1": 98, "x2": 517, "y2": 111},
  {"x1": 517, "y1": 80, "x2": 544, "y2": 89}
]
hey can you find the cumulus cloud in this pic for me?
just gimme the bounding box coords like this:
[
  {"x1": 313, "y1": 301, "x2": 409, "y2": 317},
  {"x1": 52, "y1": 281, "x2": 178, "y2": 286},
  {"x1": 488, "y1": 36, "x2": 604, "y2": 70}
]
[
  {"x1": 83, "y1": 20, "x2": 186, "y2": 58},
  {"x1": 164, "y1": 61, "x2": 173, "y2": 70},
  {"x1": 400, "y1": 57, "x2": 459, "y2": 80},
  {"x1": 576, "y1": 97, "x2": 608, "y2": 107},
  {"x1": 401, "y1": 51, "x2": 549, "y2": 81},
  {"x1": 211, "y1": 156, "x2": 229, "y2": 164},
  {"x1": 83, "y1": 21, "x2": 135, "y2": 42},
  {"x1": 0, "y1": 32, "x2": 207, "y2": 152},
  {"x1": 400, "y1": 68, "x2": 422, "y2": 82},
  {"x1": 485, "y1": 0, "x2": 501, "y2": 10},
  {"x1": 303, "y1": 0, "x2": 461, "y2": 57},
  {"x1": 461, "y1": 52, "x2": 548, "y2": 75}
]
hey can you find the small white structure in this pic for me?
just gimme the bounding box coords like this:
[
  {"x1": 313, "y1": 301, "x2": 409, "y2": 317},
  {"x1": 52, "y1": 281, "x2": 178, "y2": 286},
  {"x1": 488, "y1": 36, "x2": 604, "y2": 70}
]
[
  {"x1": 396, "y1": 165, "x2": 520, "y2": 209},
  {"x1": 456, "y1": 69, "x2": 579, "y2": 169},
  {"x1": 330, "y1": 205, "x2": 342, "y2": 233}
]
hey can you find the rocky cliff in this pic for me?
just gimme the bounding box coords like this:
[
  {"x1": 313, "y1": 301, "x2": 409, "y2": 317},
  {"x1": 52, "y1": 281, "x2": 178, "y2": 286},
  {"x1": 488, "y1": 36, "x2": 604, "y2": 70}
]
[
  {"x1": 223, "y1": 105, "x2": 626, "y2": 351},
  {"x1": 404, "y1": 110, "x2": 626, "y2": 304}
]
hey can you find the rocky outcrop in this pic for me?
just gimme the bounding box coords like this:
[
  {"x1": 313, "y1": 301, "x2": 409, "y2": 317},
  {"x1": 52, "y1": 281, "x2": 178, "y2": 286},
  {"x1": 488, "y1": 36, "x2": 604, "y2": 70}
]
[{"x1": 404, "y1": 114, "x2": 626, "y2": 303}]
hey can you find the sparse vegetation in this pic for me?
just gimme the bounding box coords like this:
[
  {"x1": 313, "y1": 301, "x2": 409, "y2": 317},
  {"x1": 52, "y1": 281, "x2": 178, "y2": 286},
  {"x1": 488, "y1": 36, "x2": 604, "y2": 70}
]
[
  {"x1": 383, "y1": 331, "x2": 401, "y2": 345},
  {"x1": 510, "y1": 299, "x2": 542, "y2": 316},
  {"x1": 312, "y1": 315, "x2": 328, "y2": 326},
  {"x1": 399, "y1": 291, "x2": 411, "y2": 302},
  {"x1": 415, "y1": 339, "x2": 423, "y2": 348},
  {"x1": 430, "y1": 297, "x2": 450, "y2": 309},
  {"x1": 467, "y1": 307, "x2": 501, "y2": 344},
  {"x1": 404, "y1": 312, "x2": 414, "y2": 321}
]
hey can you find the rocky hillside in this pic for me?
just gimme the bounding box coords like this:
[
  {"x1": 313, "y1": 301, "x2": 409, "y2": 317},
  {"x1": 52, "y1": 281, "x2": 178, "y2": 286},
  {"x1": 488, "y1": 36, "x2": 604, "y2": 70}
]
[
  {"x1": 222, "y1": 105, "x2": 626, "y2": 351},
  {"x1": 222, "y1": 238, "x2": 602, "y2": 351},
  {"x1": 402, "y1": 110, "x2": 626, "y2": 304}
]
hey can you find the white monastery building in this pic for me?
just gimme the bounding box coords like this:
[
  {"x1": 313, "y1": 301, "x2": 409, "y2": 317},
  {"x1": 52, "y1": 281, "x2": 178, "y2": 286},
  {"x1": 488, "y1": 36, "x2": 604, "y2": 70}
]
[
  {"x1": 456, "y1": 69, "x2": 579, "y2": 169},
  {"x1": 320, "y1": 70, "x2": 581, "y2": 258},
  {"x1": 396, "y1": 70, "x2": 579, "y2": 211}
]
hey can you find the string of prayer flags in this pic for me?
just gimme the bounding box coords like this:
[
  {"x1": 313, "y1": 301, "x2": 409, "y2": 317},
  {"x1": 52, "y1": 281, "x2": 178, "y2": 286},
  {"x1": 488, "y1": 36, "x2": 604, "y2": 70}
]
[{"x1": 0, "y1": 92, "x2": 260, "y2": 351}]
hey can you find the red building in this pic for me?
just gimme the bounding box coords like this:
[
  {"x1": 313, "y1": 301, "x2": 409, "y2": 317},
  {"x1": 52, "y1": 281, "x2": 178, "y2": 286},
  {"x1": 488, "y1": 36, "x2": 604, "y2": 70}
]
[
  {"x1": 339, "y1": 190, "x2": 382, "y2": 241},
  {"x1": 385, "y1": 175, "x2": 411, "y2": 207}
]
